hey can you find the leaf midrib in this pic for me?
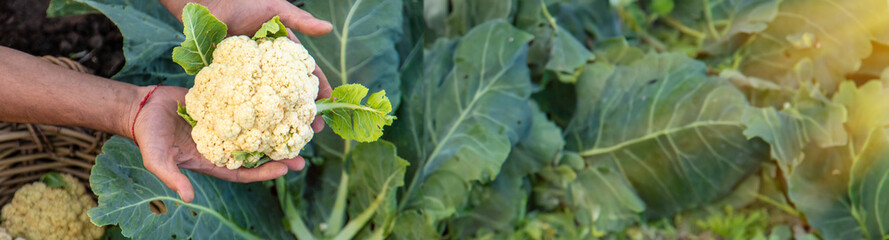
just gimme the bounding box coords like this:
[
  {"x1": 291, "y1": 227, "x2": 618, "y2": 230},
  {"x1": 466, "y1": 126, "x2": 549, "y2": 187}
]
[
  {"x1": 186, "y1": 9, "x2": 210, "y2": 66},
  {"x1": 339, "y1": 0, "x2": 364, "y2": 86},
  {"x1": 579, "y1": 121, "x2": 743, "y2": 157}
]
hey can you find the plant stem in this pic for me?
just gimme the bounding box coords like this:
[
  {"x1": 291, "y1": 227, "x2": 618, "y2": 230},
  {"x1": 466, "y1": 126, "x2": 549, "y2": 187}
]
[
  {"x1": 276, "y1": 178, "x2": 315, "y2": 240},
  {"x1": 702, "y1": 0, "x2": 719, "y2": 38},
  {"x1": 332, "y1": 177, "x2": 393, "y2": 240},
  {"x1": 325, "y1": 169, "x2": 350, "y2": 236},
  {"x1": 661, "y1": 16, "x2": 706, "y2": 39},
  {"x1": 753, "y1": 193, "x2": 799, "y2": 217},
  {"x1": 540, "y1": 0, "x2": 558, "y2": 30}
]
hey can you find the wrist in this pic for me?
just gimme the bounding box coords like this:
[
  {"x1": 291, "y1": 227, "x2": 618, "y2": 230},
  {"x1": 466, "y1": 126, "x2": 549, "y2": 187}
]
[{"x1": 120, "y1": 86, "x2": 152, "y2": 140}]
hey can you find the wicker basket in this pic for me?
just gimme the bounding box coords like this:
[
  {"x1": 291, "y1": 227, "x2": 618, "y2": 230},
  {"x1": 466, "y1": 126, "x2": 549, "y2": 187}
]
[{"x1": 0, "y1": 56, "x2": 109, "y2": 206}]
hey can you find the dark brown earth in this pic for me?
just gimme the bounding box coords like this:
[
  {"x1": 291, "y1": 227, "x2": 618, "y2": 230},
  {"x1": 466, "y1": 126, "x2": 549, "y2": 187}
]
[{"x1": 0, "y1": 0, "x2": 124, "y2": 77}]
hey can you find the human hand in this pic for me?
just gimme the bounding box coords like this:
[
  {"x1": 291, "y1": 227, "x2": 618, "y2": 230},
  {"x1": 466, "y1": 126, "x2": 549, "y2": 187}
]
[
  {"x1": 160, "y1": 0, "x2": 334, "y2": 132},
  {"x1": 131, "y1": 86, "x2": 306, "y2": 203}
]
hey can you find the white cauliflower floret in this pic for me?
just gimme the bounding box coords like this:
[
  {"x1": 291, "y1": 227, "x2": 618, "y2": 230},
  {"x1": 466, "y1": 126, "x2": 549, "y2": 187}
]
[
  {"x1": 185, "y1": 36, "x2": 319, "y2": 169},
  {"x1": 0, "y1": 174, "x2": 104, "y2": 240},
  {"x1": 0, "y1": 227, "x2": 11, "y2": 240}
]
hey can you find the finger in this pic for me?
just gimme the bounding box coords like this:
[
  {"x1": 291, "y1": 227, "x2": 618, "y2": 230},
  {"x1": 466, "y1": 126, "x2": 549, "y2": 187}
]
[
  {"x1": 192, "y1": 161, "x2": 289, "y2": 183},
  {"x1": 279, "y1": 156, "x2": 307, "y2": 171},
  {"x1": 276, "y1": 2, "x2": 332, "y2": 36},
  {"x1": 142, "y1": 148, "x2": 195, "y2": 203},
  {"x1": 314, "y1": 65, "x2": 332, "y2": 99},
  {"x1": 286, "y1": 29, "x2": 302, "y2": 44},
  {"x1": 311, "y1": 115, "x2": 324, "y2": 133}
]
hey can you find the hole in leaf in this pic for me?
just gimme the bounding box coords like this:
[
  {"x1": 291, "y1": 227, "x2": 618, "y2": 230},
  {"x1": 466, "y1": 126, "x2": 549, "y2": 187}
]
[
  {"x1": 149, "y1": 200, "x2": 167, "y2": 215},
  {"x1": 172, "y1": 234, "x2": 177, "y2": 239},
  {"x1": 190, "y1": 209, "x2": 198, "y2": 217}
]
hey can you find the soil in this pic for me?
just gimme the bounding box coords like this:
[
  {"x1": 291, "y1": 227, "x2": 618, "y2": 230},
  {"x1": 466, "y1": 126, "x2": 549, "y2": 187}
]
[{"x1": 0, "y1": 0, "x2": 124, "y2": 77}]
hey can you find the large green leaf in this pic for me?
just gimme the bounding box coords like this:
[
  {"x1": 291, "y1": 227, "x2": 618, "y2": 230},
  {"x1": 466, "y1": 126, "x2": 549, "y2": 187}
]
[
  {"x1": 444, "y1": 0, "x2": 517, "y2": 37},
  {"x1": 742, "y1": 85, "x2": 847, "y2": 168},
  {"x1": 738, "y1": 0, "x2": 889, "y2": 93},
  {"x1": 345, "y1": 141, "x2": 409, "y2": 238},
  {"x1": 292, "y1": 0, "x2": 403, "y2": 108},
  {"x1": 771, "y1": 81, "x2": 889, "y2": 239},
  {"x1": 88, "y1": 137, "x2": 291, "y2": 239},
  {"x1": 47, "y1": 0, "x2": 193, "y2": 87},
  {"x1": 390, "y1": 20, "x2": 534, "y2": 230},
  {"x1": 565, "y1": 53, "x2": 767, "y2": 218},
  {"x1": 448, "y1": 103, "x2": 564, "y2": 237}
]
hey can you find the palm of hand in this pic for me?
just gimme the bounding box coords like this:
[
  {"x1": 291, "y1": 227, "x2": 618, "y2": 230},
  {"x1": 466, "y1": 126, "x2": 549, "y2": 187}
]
[{"x1": 133, "y1": 87, "x2": 299, "y2": 203}]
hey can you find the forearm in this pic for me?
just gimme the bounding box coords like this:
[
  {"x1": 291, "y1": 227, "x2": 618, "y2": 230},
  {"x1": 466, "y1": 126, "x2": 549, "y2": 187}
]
[{"x1": 0, "y1": 46, "x2": 146, "y2": 139}]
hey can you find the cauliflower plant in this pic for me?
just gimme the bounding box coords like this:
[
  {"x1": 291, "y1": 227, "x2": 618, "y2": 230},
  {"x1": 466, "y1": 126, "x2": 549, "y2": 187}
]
[
  {"x1": 173, "y1": 6, "x2": 395, "y2": 169},
  {"x1": 184, "y1": 36, "x2": 319, "y2": 169},
  {"x1": 0, "y1": 173, "x2": 104, "y2": 240}
]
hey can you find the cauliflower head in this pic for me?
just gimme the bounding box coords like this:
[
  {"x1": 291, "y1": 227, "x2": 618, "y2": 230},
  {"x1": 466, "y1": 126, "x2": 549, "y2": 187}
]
[
  {"x1": 185, "y1": 36, "x2": 319, "y2": 169},
  {"x1": 0, "y1": 173, "x2": 104, "y2": 240}
]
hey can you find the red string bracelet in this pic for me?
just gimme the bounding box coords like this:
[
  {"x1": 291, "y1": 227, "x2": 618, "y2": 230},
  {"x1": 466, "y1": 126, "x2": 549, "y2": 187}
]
[{"x1": 132, "y1": 84, "x2": 163, "y2": 147}]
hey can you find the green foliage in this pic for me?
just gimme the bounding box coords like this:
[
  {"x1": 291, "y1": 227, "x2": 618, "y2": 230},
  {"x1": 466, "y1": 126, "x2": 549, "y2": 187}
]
[
  {"x1": 39, "y1": 172, "x2": 69, "y2": 189},
  {"x1": 315, "y1": 84, "x2": 396, "y2": 142},
  {"x1": 565, "y1": 52, "x2": 767, "y2": 219},
  {"x1": 696, "y1": 206, "x2": 769, "y2": 240},
  {"x1": 59, "y1": 0, "x2": 889, "y2": 239},
  {"x1": 388, "y1": 20, "x2": 535, "y2": 238},
  {"x1": 252, "y1": 16, "x2": 288, "y2": 40},
  {"x1": 88, "y1": 137, "x2": 291, "y2": 239},
  {"x1": 175, "y1": 101, "x2": 196, "y2": 127},
  {"x1": 172, "y1": 3, "x2": 227, "y2": 75}
]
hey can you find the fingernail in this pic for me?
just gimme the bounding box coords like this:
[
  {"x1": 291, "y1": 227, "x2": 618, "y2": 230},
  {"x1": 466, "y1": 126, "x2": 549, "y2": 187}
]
[
  {"x1": 296, "y1": 160, "x2": 306, "y2": 171},
  {"x1": 177, "y1": 190, "x2": 185, "y2": 199}
]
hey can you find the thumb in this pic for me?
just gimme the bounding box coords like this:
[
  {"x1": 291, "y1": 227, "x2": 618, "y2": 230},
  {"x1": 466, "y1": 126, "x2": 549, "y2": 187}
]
[{"x1": 143, "y1": 149, "x2": 195, "y2": 203}]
